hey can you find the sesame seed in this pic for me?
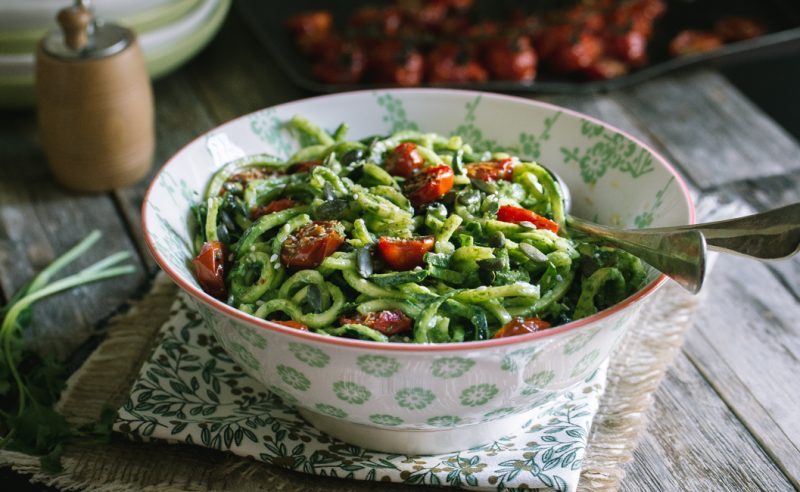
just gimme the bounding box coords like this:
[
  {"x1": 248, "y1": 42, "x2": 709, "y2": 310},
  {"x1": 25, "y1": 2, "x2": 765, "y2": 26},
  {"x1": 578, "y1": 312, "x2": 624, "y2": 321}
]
[
  {"x1": 270, "y1": 254, "x2": 278, "y2": 263},
  {"x1": 353, "y1": 194, "x2": 359, "y2": 199}
]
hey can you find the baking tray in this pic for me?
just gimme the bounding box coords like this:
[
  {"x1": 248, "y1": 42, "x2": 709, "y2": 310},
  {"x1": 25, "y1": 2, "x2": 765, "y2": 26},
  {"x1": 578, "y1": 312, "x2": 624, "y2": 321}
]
[{"x1": 236, "y1": 0, "x2": 800, "y2": 94}]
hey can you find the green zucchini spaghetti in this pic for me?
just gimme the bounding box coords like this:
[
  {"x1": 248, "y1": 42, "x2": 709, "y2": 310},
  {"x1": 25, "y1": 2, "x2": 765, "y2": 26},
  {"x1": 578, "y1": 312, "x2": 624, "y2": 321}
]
[{"x1": 189, "y1": 116, "x2": 647, "y2": 343}]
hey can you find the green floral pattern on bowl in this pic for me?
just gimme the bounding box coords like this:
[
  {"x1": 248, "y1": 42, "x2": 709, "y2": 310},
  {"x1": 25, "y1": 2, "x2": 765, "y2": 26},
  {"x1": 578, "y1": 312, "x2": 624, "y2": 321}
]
[{"x1": 116, "y1": 295, "x2": 611, "y2": 490}]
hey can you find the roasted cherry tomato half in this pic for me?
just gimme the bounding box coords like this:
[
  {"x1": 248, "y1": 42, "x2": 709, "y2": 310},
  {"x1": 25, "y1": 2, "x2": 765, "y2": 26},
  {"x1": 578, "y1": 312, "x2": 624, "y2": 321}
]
[
  {"x1": 284, "y1": 11, "x2": 332, "y2": 38},
  {"x1": 397, "y1": 0, "x2": 448, "y2": 29},
  {"x1": 584, "y1": 57, "x2": 629, "y2": 80},
  {"x1": 466, "y1": 20, "x2": 500, "y2": 39},
  {"x1": 496, "y1": 205, "x2": 559, "y2": 233},
  {"x1": 378, "y1": 236, "x2": 435, "y2": 271},
  {"x1": 605, "y1": 30, "x2": 647, "y2": 66},
  {"x1": 560, "y1": 4, "x2": 605, "y2": 33},
  {"x1": 281, "y1": 221, "x2": 344, "y2": 269},
  {"x1": 669, "y1": 30, "x2": 723, "y2": 58},
  {"x1": 192, "y1": 241, "x2": 227, "y2": 299},
  {"x1": 404, "y1": 165, "x2": 454, "y2": 207},
  {"x1": 714, "y1": 16, "x2": 766, "y2": 42},
  {"x1": 466, "y1": 158, "x2": 515, "y2": 182},
  {"x1": 385, "y1": 142, "x2": 424, "y2": 178},
  {"x1": 426, "y1": 43, "x2": 488, "y2": 84},
  {"x1": 493, "y1": 316, "x2": 551, "y2": 339},
  {"x1": 607, "y1": 0, "x2": 665, "y2": 39},
  {"x1": 548, "y1": 31, "x2": 603, "y2": 74},
  {"x1": 313, "y1": 40, "x2": 367, "y2": 84},
  {"x1": 285, "y1": 12, "x2": 333, "y2": 58},
  {"x1": 367, "y1": 40, "x2": 425, "y2": 86},
  {"x1": 222, "y1": 167, "x2": 278, "y2": 193},
  {"x1": 271, "y1": 320, "x2": 309, "y2": 331},
  {"x1": 287, "y1": 160, "x2": 323, "y2": 174},
  {"x1": 348, "y1": 6, "x2": 402, "y2": 37},
  {"x1": 483, "y1": 36, "x2": 538, "y2": 82},
  {"x1": 251, "y1": 198, "x2": 298, "y2": 219},
  {"x1": 339, "y1": 310, "x2": 414, "y2": 336}
]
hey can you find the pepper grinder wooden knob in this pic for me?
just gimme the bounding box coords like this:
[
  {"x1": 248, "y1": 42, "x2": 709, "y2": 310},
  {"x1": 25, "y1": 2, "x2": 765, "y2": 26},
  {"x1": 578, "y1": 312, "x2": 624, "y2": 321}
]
[
  {"x1": 57, "y1": 3, "x2": 91, "y2": 50},
  {"x1": 36, "y1": 0, "x2": 154, "y2": 192}
]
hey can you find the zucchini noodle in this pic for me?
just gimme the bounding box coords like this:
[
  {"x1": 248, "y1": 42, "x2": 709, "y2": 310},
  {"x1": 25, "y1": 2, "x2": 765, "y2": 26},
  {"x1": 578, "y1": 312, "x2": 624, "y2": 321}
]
[{"x1": 190, "y1": 117, "x2": 649, "y2": 343}]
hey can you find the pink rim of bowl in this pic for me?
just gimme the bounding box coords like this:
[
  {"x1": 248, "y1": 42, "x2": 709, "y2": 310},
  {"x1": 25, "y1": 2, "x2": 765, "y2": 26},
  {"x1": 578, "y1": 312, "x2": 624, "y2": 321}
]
[{"x1": 142, "y1": 88, "x2": 696, "y2": 353}]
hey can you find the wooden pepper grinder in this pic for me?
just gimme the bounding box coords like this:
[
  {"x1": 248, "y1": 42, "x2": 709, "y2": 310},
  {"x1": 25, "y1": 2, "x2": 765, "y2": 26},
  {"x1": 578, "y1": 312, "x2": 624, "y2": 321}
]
[{"x1": 36, "y1": 0, "x2": 154, "y2": 192}]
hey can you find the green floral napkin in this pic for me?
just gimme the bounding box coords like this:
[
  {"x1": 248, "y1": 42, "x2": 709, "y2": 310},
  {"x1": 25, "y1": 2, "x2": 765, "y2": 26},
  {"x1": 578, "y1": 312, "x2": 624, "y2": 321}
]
[{"x1": 115, "y1": 295, "x2": 608, "y2": 492}]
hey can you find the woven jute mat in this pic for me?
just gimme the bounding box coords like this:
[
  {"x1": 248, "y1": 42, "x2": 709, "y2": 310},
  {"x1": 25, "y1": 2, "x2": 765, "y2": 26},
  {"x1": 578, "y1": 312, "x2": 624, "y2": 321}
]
[{"x1": 0, "y1": 274, "x2": 697, "y2": 491}]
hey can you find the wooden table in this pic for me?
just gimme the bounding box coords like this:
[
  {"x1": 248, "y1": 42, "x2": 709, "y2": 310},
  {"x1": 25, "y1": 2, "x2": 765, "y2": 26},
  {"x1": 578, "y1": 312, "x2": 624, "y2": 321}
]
[{"x1": 2, "y1": 12, "x2": 799, "y2": 491}]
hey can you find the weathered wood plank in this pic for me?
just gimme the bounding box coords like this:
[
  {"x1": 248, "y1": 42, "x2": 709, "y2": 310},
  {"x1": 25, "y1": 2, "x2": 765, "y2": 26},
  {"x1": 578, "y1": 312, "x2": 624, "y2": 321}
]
[
  {"x1": 681, "y1": 249, "x2": 800, "y2": 487},
  {"x1": 620, "y1": 353, "x2": 795, "y2": 491},
  {"x1": 0, "y1": 113, "x2": 146, "y2": 359},
  {"x1": 616, "y1": 70, "x2": 800, "y2": 190},
  {"x1": 113, "y1": 70, "x2": 218, "y2": 271}
]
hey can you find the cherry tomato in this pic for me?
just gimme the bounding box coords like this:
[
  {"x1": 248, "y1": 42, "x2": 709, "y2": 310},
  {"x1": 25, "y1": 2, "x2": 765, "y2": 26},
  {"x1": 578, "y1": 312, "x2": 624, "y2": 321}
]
[
  {"x1": 192, "y1": 241, "x2": 227, "y2": 299},
  {"x1": 386, "y1": 142, "x2": 424, "y2": 178},
  {"x1": 251, "y1": 198, "x2": 298, "y2": 219},
  {"x1": 605, "y1": 30, "x2": 647, "y2": 66},
  {"x1": 439, "y1": 16, "x2": 472, "y2": 37},
  {"x1": 496, "y1": 205, "x2": 559, "y2": 233},
  {"x1": 444, "y1": 0, "x2": 473, "y2": 13},
  {"x1": 404, "y1": 165, "x2": 455, "y2": 207},
  {"x1": 281, "y1": 221, "x2": 344, "y2": 269},
  {"x1": 339, "y1": 310, "x2": 414, "y2": 336},
  {"x1": 714, "y1": 16, "x2": 766, "y2": 42},
  {"x1": 378, "y1": 236, "x2": 435, "y2": 271},
  {"x1": 548, "y1": 32, "x2": 603, "y2": 74},
  {"x1": 426, "y1": 43, "x2": 488, "y2": 84},
  {"x1": 483, "y1": 36, "x2": 538, "y2": 82},
  {"x1": 348, "y1": 6, "x2": 402, "y2": 37},
  {"x1": 509, "y1": 13, "x2": 542, "y2": 36},
  {"x1": 466, "y1": 20, "x2": 501, "y2": 39},
  {"x1": 560, "y1": 4, "x2": 605, "y2": 33},
  {"x1": 313, "y1": 40, "x2": 367, "y2": 84},
  {"x1": 224, "y1": 167, "x2": 277, "y2": 192},
  {"x1": 285, "y1": 11, "x2": 333, "y2": 58},
  {"x1": 466, "y1": 158, "x2": 515, "y2": 181},
  {"x1": 287, "y1": 160, "x2": 323, "y2": 174},
  {"x1": 271, "y1": 320, "x2": 309, "y2": 331},
  {"x1": 535, "y1": 25, "x2": 574, "y2": 62},
  {"x1": 493, "y1": 317, "x2": 551, "y2": 339},
  {"x1": 583, "y1": 57, "x2": 629, "y2": 80},
  {"x1": 367, "y1": 40, "x2": 424, "y2": 86},
  {"x1": 669, "y1": 30, "x2": 723, "y2": 58},
  {"x1": 607, "y1": 0, "x2": 665, "y2": 39},
  {"x1": 397, "y1": 0, "x2": 448, "y2": 29},
  {"x1": 284, "y1": 11, "x2": 332, "y2": 38}
]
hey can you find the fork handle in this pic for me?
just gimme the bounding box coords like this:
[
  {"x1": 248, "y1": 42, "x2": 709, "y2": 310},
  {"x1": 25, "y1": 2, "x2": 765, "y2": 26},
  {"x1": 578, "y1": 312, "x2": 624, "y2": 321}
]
[{"x1": 650, "y1": 202, "x2": 800, "y2": 260}]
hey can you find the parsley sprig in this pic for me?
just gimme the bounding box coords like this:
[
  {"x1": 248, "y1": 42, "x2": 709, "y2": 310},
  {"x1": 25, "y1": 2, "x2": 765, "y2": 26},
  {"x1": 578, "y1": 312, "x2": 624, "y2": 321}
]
[{"x1": 0, "y1": 231, "x2": 136, "y2": 471}]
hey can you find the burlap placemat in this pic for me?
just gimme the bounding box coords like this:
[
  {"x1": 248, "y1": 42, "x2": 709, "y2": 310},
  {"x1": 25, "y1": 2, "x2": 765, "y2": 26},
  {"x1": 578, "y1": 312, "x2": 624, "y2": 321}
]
[{"x1": 0, "y1": 274, "x2": 697, "y2": 491}]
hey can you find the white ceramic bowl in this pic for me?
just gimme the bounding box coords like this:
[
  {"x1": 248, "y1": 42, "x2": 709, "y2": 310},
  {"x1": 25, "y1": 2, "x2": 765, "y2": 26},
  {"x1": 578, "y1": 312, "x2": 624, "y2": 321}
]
[{"x1": 142, "y1": 89, "x2": 694, "y2": 454}]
